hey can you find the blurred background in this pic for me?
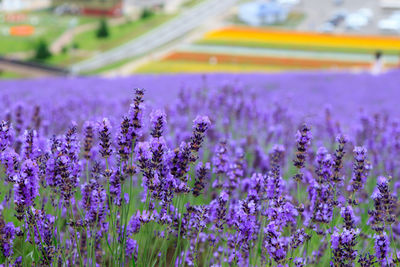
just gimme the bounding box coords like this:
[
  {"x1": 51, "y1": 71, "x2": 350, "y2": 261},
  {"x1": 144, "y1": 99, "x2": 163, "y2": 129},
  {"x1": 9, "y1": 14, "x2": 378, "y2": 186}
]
[{"x1": 0, "y1": 0, "x2": 400, "y2": 79}]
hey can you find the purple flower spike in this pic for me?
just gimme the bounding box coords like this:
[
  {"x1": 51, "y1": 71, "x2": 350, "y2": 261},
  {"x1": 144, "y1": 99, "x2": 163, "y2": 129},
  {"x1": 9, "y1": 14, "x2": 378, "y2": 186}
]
[
  {"x1": 150, "y1": 109, "x2": 167, "y2": 138},
  {"x1": 293, "y1": 123, "x2": 312, "y2": 182},
  {"x1": 98, "y1": 118, "x2": 112, "y2": 158},
  {"x1": 374, "y1": 232, "x2": 389, "y2": 263},
  {"x1": 189, "y1": 115, "x2": 211, "y2": 162},
  {"x1": 0, "y1": 121, "x2": 13, "y2": 152},
  {"x1": 14, "y1": 159, "x2": 39, "y2": 220},
  {"x1": 349, "y1": 146, "x2": 368, "y2": 194},
  {"x1": 331, "y1": 228, "x2": 359, "y2": 266}
]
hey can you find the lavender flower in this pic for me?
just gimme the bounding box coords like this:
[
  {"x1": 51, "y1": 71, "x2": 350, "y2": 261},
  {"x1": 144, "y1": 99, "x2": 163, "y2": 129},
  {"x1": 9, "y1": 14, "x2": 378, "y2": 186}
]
[
  {"x1": 215, "y1": 191, "x2": 228, "y2": 231},
  {"x1": 0, "y1": 219, "x2": 18, "y2": 258},
  {"x1": 212, "y1": 140, "x2": 229, "y2": 175},
  {"x1": 14, "y1": 159, "x2": 39, "y2": 220},
  {"x1": 269, "y1": 144, "x2": 285, "y2": 179},
  {"x1": 57, "y1": 155, "x2": 79, "y2": 206},
  {"x1": 369, "y1": 176, "x2": 396, "y2": 232},
  {"x1": 117, "y1": 116, "x2": 131, "y2": 163},
  {"x1": 81, "y1": 180, "x2": 107, "y2": 226},
  {"x1": 290, "y1": 229, "x2": 311, "y2": 250},
  {"x1": 128, "y1": 88, "x2": 145, "y2": 141},
  {"x1": 189, "y1": 115, "x2": 211, "y2": 162},
  {"x1": 98, "y1": 118, "x2": 112, "y2": 158},
  {"x1": 150, "y1": 109, "x2": 167, "y2": 138},
  {"x1": 374, "y1": 232, "x2": 389, "y2": 264},
  {"x1": 0, "y1": 120, "x2": 12, "y2": 152},
  {"x1": 264, "y1": 222, "x2": 288, "y2": 265},
  {"x1": 83, "y1": 121, "x2": 95, "y2": 160},
  {"x1": 341, "y1": 206, "x2": 356, "y2": 230},
  {"x1": 294, "y1": 124, "x2": 312, "y2": 169},
  {"x1": 109, "y1": 170, "x2": 122, "y2": 206},
  {"x1": 349, "y1": 146, "x2": 368, "y2": 194},
  {"x1": 21, "y1": 129, "x2": 40, "y2": 160},
  {"x1": 193, "y1": 162, "x2": 210, "y2": 197},
  {"x1": 171, "y1": 142, "x2": 191, "y2": 183},
  {"x1": 293, "y1": 257, "x2": 306, "y2": 267},
  {"x1": 293, "y1": 123, "x2": 312, "y2": 182},
  {"x1": 1, "y1": 149, "x2": 20, "y2": 182},
  {"x1": 331, "y1": 228, "x2": 359, "y2": 266},
  {"x1": 358, "y1": 253, "x2": 376, "y2": 267},
  {"x1": 332, "y1": 134, "x2": 348, "y2": 183},
  {"x1": 126, "y1": 238, "x2": 138, "y2": 262},
  {"x1": 25, "y1": 208, "x2": 56, "y2": 265}
]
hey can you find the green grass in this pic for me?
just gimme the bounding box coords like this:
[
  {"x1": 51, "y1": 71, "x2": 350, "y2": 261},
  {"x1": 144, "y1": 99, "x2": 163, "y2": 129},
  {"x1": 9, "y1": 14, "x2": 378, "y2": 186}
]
[
  {"x1": 73, "y1": 14, "x2": 175, "y2": 52},
  {"x1": 43, "y1": 51, "x2": 89, "y2": 67},
  {"x1": 0, "y1": 70, "x2": 25, "y2": 79},
  {"x1": 82, "y1": 57, "x2": 138, "y2": 75},
  {"x1": 182, "y1": 0, "x2": 204, "y2": 8}
]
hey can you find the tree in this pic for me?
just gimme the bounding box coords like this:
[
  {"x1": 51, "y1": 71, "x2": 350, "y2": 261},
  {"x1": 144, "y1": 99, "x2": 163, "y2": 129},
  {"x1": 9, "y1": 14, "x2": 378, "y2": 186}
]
[
  {"x1": 34, "y1": 40, "x2": 52, "y2": 60},
  {"x1": 96, "y1": 19, "x2": 110, "y2": 39},
  {"x1": 141, "y1": 8, "x2": 154, "y2": 20}
]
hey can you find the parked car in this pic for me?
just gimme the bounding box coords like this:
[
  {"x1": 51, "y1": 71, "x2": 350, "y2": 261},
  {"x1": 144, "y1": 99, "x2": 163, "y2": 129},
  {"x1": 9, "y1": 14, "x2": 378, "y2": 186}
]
[
  {"x1": 378, "y1": 18, "x2": 400, "y2": 32},
  {"x1": 358, "y1": 8, "x2": 373, "y2": 21},
  {"x1": 345, "y1": 13, "x2": 368, "y2": 30},
  {"x1": 318, "y1": 22, "x2": 335, "y2": 33},
  {"x1": 378, "y1": 11, "x2": 400, "y2": 33},
  {"x1": 333, "y1": 0, "x2": 344, "y2": 6},
  {"x1": 328, "y1": 11, "x2": 347, "y2": 26},
  {"x1": 277, "y1": 0, "x2": 300, "y2": 6}
]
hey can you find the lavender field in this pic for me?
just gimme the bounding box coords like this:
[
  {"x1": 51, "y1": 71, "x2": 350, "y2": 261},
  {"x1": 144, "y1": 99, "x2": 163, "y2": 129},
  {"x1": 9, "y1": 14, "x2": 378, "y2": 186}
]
[{"x1": 0, "y1": 71, "x2": 399, "y2": 266}]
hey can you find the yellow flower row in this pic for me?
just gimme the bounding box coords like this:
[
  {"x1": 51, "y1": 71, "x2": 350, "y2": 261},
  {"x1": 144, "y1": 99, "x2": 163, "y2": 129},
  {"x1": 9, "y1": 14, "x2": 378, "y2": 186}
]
[
  {"x1": 204, "y1": 27, "x2": 400, "y2": 52},
  {"x1": 136, "y1": 61, "x2": 283, "y2": 73}
]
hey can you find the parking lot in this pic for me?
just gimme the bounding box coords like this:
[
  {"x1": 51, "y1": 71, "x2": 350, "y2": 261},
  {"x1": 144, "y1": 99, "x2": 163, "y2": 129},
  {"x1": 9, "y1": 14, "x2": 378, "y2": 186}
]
[{"x1": 295, "y1": 0, "x2": 399, "y2": 35}]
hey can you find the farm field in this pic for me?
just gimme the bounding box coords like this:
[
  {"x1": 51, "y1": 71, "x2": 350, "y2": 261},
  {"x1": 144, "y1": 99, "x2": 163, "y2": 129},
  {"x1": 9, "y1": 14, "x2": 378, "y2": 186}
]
[
  {"x1": 137, "y1": 26, "x2": 400, "y2": 74},
  {"x1": 72, "y1": 14, "x2": 175, "y2": 53},
  {"x1": 0, "y1": 71, "x2": 399, "y2": 266},
  {"x1": 0, "y1": 11, "x2": 97, "y2": 55}
]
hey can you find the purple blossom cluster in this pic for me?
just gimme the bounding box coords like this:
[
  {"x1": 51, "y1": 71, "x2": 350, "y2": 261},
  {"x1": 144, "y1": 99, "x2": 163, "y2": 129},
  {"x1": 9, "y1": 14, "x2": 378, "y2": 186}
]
[{"x1": 0, "y1": 73, "x2": 398, "y2": 266}]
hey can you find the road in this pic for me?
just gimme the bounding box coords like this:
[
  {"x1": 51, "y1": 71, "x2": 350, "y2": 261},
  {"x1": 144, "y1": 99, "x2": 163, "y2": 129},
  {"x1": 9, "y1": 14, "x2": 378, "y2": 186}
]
[{"x1": 70, "y1": 0, "x2": 238, "y2": 74}]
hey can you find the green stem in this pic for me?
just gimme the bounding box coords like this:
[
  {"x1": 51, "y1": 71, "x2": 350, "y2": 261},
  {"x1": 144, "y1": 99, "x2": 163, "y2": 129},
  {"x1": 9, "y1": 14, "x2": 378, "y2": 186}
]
[
  {"x1": 69, "y1": 205, "x2": 83, "y2": 267},
  {"x1": 86, "y1": 160, "x2": 90, "y2": 184},
  {"x1": 390, "y1": 225, "x2": 398, "y2": 260}
]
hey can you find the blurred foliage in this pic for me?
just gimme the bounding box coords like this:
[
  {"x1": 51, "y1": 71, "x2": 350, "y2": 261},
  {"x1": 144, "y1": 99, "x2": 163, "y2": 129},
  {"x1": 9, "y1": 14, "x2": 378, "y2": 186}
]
[
  {"x1": 141, "y1": 8, "x2": 155, "y2": 20},
  {"x1": 34, "y1": 39, "x2": 52, "y2": 60},
  {"x1": 96, "y1": 19, "x2": 110, "y2": 39}
]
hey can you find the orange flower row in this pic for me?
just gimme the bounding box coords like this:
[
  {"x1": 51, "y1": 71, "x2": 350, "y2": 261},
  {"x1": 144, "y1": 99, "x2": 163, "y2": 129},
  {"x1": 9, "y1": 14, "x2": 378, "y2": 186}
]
[{"x1": 10, "y1": 25, "x2": 35, "y2": 36}]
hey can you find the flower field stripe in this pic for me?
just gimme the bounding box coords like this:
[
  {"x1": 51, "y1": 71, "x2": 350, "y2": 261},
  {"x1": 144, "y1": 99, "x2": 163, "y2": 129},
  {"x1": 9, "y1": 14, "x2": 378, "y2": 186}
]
[
  {"x1": 164, "y1": 51, "x2": 378, "y2": 69},
  {"x1": 135, "y1": 61, "x2": 285, "y2": 73},
  {"x1": 180, "y1": 44, "x2": 400, "y2": 63},
  {"x1": 204, "y1": 26, "x2": 400, "y2": 53}
]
